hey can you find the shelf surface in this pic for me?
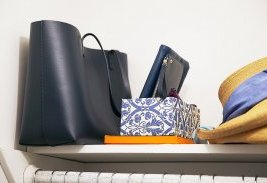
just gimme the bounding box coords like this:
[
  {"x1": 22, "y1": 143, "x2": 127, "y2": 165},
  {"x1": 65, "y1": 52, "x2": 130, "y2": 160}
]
[{"x1": 27, "y1": 144, "x2": 267, "y2": 163}]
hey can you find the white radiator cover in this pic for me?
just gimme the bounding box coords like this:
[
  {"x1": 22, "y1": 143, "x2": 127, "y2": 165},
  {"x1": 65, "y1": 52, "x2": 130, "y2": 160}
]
[{"x1": 24, "y1": 166, "x2": 267, "y2": 183}]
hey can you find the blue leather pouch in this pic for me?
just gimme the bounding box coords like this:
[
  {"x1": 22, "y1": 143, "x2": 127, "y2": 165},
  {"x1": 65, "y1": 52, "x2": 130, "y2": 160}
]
[
  {"x1": 140, "y1": 45, "x2": 189, "y2": 98},
  {"x1": 140, "y1": 45, "x2": 171, "y2": 98}
]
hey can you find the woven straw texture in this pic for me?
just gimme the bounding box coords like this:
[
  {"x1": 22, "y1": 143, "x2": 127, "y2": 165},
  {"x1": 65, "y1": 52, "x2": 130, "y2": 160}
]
[
  {"x1": 219, "y1": 57, "x2": 267, "y2": 106},
  {"x1": 198, "y1": 57, "x2": 267, "y2": 143}
]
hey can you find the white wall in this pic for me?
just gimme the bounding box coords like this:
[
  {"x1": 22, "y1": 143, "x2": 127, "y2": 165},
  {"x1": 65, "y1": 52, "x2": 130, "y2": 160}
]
[{"x1": 1, "y1": 0, "x2": 267, "y2": 149}]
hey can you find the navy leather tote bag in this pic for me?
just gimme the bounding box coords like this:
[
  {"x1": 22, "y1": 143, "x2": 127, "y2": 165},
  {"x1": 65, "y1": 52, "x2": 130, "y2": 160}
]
[{"x1": 19, "y1": 20, "x2": 131, "y2": 145}]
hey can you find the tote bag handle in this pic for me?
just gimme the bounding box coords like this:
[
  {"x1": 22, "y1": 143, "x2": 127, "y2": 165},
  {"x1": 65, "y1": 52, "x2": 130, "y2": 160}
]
[{"x1": 81, "y1": 33, "x2": 121, "y2": 116}]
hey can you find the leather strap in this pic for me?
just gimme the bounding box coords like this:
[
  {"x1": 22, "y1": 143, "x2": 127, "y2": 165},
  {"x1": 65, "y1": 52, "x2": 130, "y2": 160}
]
[
  {"x1": 81, "y1": 33, "x2": 121, "y2": 116},
  {"x1": 109, "y1": 51, "x2": 130, "y2": 96}
]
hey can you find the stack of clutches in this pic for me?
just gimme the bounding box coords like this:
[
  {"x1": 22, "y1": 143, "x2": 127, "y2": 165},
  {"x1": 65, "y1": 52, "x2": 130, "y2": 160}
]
[{"x1": 105, "y1": 45, "x2": 200, "y2": 144}]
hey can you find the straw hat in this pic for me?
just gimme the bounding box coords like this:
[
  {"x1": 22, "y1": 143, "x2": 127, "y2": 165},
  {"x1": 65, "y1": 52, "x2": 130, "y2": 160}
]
[{"x1": 197, "y1": 57, "x2": 267, "y2": 143}]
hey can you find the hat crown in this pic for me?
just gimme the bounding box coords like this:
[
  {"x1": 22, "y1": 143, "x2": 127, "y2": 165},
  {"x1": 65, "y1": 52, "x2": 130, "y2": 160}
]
[{"x1": 218, "y1": 57, "x2": 267, "y2": 106}]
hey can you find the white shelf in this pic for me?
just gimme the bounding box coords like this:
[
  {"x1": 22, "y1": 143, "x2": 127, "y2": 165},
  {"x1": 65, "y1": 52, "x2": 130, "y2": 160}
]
[{"x1": 27, "y1": 144, "x2": 267, "y2": 163}]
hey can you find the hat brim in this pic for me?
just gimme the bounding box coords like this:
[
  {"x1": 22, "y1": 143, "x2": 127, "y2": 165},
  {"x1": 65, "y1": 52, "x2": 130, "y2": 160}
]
[
  {"x1": 197, "y1": 99, "x2": 267, "y2": 140},
  {"x1": 208, "y1": 125, "x2": 267, "y2": 144}
]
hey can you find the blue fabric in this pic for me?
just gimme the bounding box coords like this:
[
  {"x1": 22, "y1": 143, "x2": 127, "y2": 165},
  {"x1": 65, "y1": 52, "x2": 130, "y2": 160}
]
[{"x1": 222, "y1": 70, "x2": 267, "y2": 123}]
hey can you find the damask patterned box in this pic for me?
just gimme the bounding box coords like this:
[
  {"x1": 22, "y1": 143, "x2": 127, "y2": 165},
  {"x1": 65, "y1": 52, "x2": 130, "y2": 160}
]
[{"x1": 120, "y1": 97, "x2": 200, "y2": 139}]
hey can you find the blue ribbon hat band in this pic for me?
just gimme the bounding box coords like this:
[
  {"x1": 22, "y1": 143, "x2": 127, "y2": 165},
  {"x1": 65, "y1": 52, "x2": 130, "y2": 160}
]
[{"x1": 222, "y1": 70, "x2": 267, "y2": 123}]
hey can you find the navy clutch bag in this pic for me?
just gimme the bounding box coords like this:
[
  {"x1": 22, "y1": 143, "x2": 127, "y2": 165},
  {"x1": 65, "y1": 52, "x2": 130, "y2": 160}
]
[
  {"x1": 140, "y1": 45, "x2": 189, "y2": 98},
  {"x1": 140, "y1": 45, "x2": 171, "y2": 98}
]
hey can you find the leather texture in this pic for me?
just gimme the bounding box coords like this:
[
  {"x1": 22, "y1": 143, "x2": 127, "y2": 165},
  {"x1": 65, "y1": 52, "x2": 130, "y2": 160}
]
[
  {"x1": 19, "y1": 20, "x2": 131, "y2": 145},
  {"x1": 140, "y1": 45, "x2": 171, "y2": 98},
  {"x1": 141, "y1": 45, "x2": 189, "y2": 99},
  {"x1": 155, "y1": 52, "x2": 189, "y2": 98}
]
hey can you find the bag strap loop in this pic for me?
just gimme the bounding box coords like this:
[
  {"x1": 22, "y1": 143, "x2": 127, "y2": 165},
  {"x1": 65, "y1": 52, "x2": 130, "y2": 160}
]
[{"x1": 81, "y1": 33, "x2": 121, "y2": 116}]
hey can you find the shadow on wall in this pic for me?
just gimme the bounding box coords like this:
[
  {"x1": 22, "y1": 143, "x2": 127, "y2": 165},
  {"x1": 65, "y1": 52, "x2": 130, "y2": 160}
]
[{"x1": 14, "y1": 37, "x2": 29, "y2": 151}]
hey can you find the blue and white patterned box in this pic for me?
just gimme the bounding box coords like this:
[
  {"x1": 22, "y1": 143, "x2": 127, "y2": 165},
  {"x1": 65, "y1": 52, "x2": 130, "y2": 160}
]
[{"x1": 120, "y1": 97, "x2": 200, "y2": 138}]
